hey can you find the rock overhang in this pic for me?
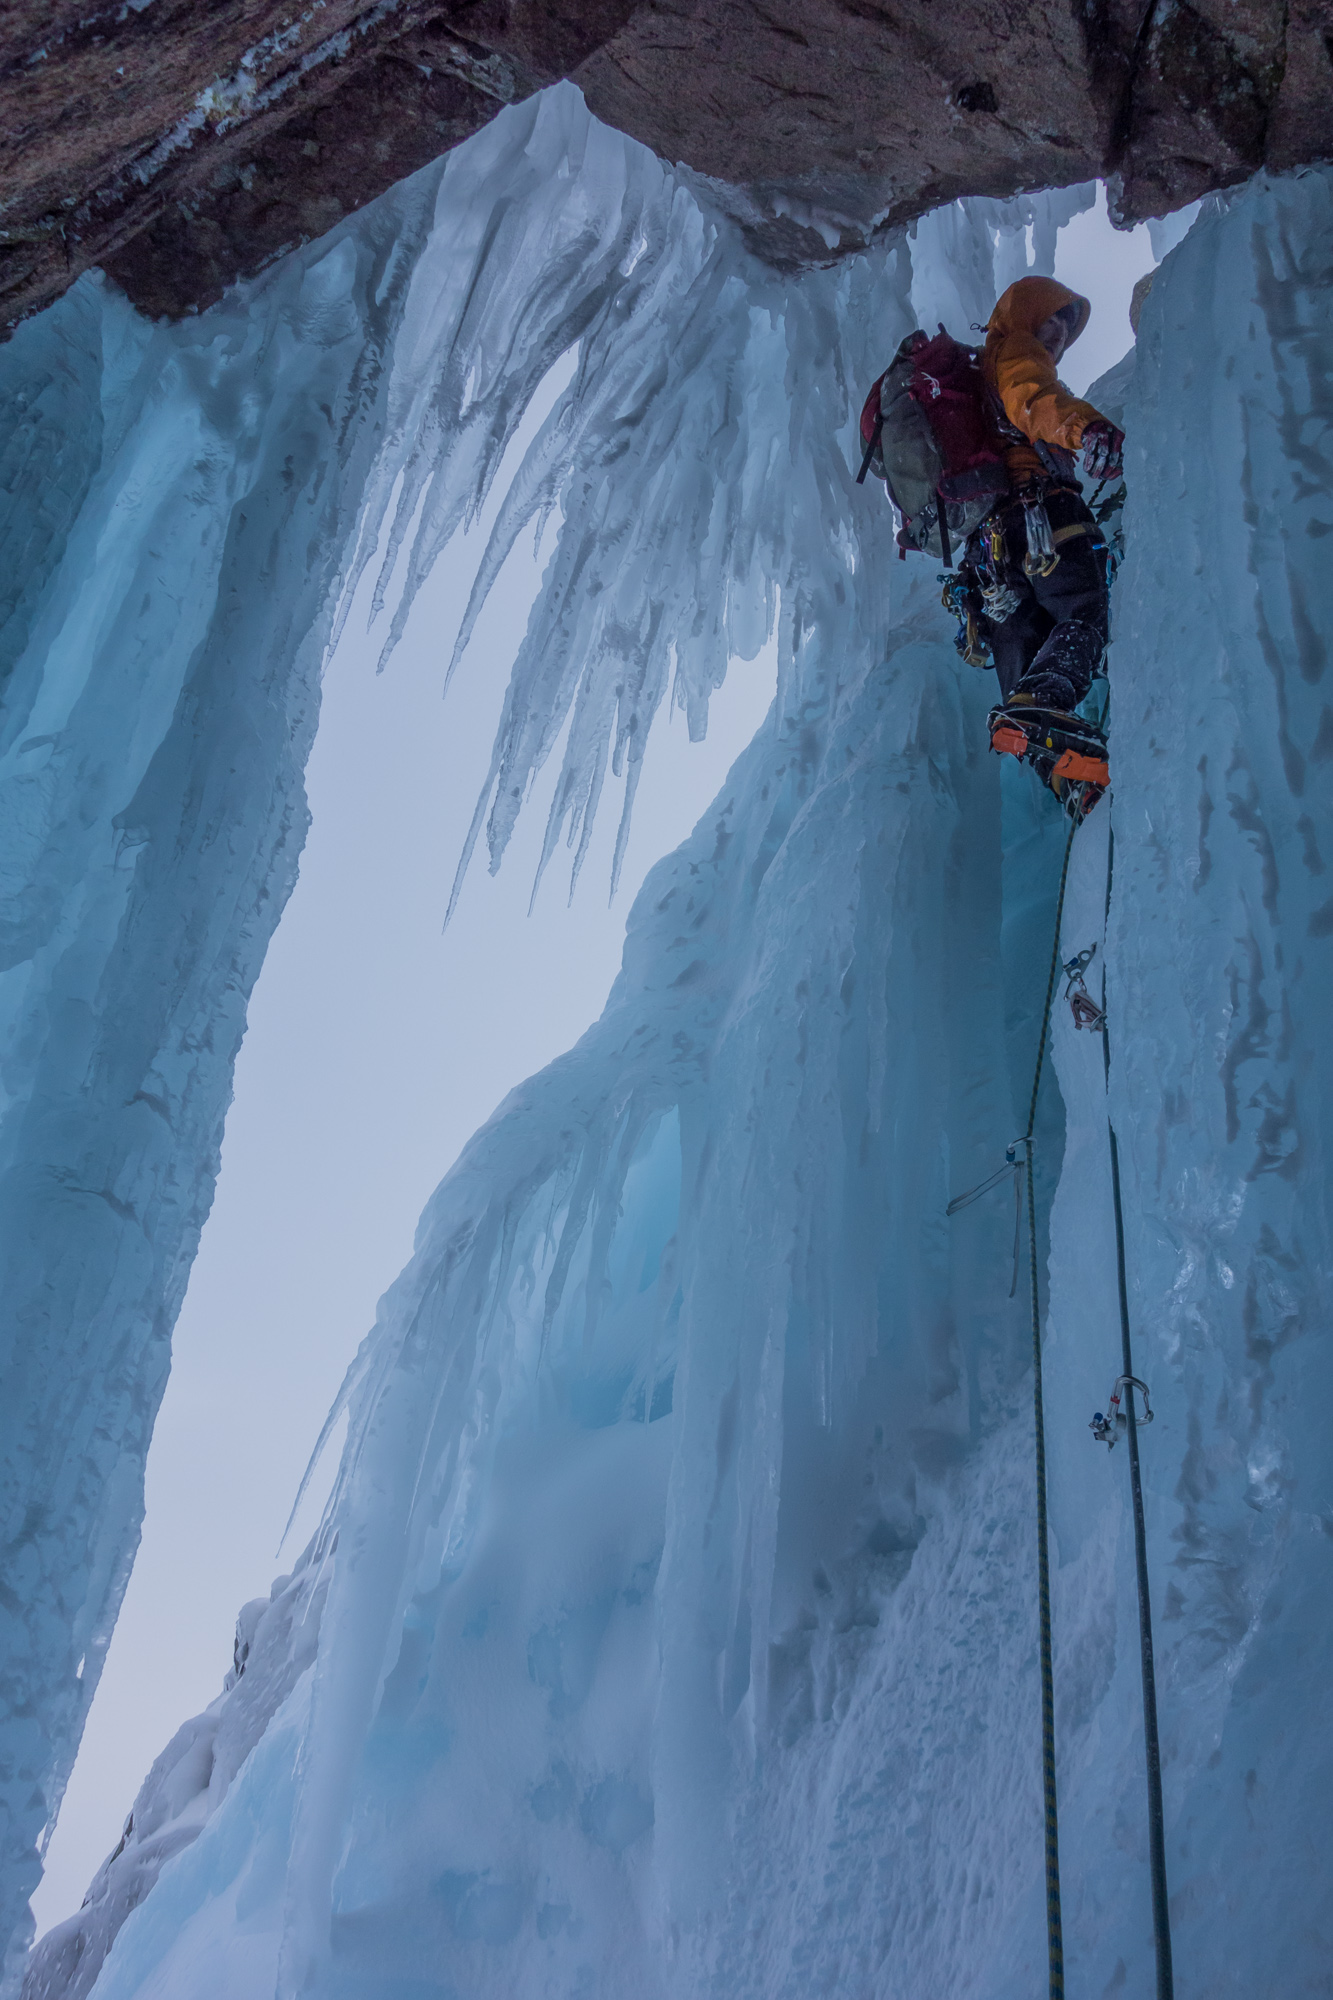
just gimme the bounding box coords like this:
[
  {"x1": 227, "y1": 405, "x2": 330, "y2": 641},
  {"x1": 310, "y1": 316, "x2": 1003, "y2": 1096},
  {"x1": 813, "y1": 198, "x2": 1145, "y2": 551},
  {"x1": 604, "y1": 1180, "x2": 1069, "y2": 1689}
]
[{"x1": 0, "y1": 0, "x2": 1328, "y2": 329}]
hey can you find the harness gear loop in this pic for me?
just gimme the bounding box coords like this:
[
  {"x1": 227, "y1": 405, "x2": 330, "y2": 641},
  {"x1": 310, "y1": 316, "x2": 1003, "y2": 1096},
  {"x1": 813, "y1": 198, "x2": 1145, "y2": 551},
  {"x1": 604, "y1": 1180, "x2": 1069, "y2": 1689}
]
[{"x1": 963, "y1": 510, "x2": 1022, "y2": 626}]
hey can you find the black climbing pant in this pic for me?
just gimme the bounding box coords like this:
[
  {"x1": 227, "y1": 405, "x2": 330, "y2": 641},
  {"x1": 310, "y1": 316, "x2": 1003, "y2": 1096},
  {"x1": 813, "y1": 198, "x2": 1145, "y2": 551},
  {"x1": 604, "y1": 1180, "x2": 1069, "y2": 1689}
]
[{"x1": 979, "y1": 487, "x2": 1109, "y2": 709}]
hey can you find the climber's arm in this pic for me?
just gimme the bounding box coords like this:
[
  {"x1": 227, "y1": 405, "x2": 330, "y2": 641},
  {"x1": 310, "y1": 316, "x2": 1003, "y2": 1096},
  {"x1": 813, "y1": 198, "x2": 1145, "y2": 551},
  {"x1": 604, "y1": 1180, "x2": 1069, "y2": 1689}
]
[{"x1": 993, "y1": 331, "x2": 1101, "y2": 450}]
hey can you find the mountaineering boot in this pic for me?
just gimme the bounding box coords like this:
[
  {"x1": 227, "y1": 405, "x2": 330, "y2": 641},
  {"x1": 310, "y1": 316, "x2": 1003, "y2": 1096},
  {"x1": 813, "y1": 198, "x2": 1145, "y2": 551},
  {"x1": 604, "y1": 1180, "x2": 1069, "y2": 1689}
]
[
  {"x1": 1008, "y1": 671, "x2": 1082, "y2": 712},
  {"x1": 988, "y1": 701, "x2": 1110, "y2": 816},
  {"x1": 1007, "y1": 616, "x2": 1104, "y2": 713}
]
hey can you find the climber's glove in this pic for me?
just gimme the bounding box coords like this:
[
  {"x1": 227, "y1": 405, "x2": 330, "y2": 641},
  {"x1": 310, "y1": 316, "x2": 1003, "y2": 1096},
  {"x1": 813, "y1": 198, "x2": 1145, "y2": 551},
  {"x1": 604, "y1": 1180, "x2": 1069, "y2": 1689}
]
[{"x1": 1081, "y1": 419, "x2": 1125, "y2": 482}]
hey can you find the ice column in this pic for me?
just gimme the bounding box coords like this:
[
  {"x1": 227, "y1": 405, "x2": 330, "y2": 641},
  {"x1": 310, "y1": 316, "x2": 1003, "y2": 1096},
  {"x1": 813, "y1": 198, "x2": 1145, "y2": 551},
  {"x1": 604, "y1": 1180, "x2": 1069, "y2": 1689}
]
[
  {"x1": 1055, "y1": 164, "x2": 1333, "y2": 1994},
  {"x1": 34, "y1": 153, "x2": 1096, "y2": 2000},
  {"x1": 30, "y1": 74, "x2": 1326, "y2": 2000},
  {"x1": 0, "y1": 213, "x2": 430, "y2": 1981},
  {"x1": 0, "y1": 85, "x2": 724, "y2": 1984}
]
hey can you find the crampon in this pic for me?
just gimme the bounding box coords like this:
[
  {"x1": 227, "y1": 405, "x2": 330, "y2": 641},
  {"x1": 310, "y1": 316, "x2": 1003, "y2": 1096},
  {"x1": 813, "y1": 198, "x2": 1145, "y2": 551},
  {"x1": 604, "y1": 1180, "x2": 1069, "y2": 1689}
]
[{"x1": 987, "y1": 703, "x2": 1109, "y2": 816}]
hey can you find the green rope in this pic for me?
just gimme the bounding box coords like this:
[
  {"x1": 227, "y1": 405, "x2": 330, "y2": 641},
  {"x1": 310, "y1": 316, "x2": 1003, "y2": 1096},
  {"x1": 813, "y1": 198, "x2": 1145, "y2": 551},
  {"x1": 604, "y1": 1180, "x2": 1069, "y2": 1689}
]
[
  {"x1": 1101, "y1": 824, "x2": 1176, "y2": 2000},
  {"x1": 1022, "y1": 798, "x2": 1083, "y2": 2000},
  {"x1": 945, "y1": 783, "x2": 1092, "y2": 1996},
  {"x1": 1027, "y1": 1136, "x2": 1063, "y2": 1998}
]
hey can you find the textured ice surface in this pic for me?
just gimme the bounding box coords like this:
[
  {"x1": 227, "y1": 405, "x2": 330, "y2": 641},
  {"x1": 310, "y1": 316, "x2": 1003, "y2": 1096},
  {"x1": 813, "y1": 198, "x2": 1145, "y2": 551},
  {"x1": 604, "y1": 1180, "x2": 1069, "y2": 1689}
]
[
  {"x1": 0, "y1": 169, "x2": 449, "y2": 1986},
  {"x1": 15, "y1": 81, "x2": 1333, "y2": 2000},
  {"x1": 1, "y1": 82, "x2": 759, "y2": 1987}
]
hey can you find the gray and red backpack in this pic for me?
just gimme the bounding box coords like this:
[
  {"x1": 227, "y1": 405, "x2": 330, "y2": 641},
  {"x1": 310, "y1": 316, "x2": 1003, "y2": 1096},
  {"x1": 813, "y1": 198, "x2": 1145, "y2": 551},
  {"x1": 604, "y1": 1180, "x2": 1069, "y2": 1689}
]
[{"x1": 857, "y1": 327, "x2": 1009, "y2": 564}]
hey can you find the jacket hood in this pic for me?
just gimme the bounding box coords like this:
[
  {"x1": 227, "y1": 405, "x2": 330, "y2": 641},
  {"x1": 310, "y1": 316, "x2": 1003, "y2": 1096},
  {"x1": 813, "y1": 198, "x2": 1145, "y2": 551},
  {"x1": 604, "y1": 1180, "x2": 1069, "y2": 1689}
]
[{"x1": 987, "y1": 275, "x2": 1091, "y2": 347}]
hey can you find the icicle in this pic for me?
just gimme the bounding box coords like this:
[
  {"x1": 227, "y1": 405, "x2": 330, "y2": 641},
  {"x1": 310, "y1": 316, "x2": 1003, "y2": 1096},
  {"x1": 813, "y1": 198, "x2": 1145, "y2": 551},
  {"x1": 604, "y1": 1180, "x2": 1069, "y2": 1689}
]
[{"x1": 36, "y1": 76, "x2": 1333, "y2": 2000}]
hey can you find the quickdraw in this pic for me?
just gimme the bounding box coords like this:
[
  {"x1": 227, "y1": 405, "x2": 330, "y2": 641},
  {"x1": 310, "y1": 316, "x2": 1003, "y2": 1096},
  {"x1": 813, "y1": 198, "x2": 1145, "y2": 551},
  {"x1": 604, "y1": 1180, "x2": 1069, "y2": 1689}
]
[
  {"x1": 1022, "y1": 495, "x2": 1060, "y2": 578},
  {"x1": 1063, "y1": 945, "x2": 1107, "y2": 1031},
  {"x1": 980, "y1": 572, "x2": 1022, "y2": 626},
  {"x1": 960, "y1": 514, "x2": 1021, "y2": 628},
  {"x1": 1089, "y1": 1373, "x2": 1154, "y2": 1449}
]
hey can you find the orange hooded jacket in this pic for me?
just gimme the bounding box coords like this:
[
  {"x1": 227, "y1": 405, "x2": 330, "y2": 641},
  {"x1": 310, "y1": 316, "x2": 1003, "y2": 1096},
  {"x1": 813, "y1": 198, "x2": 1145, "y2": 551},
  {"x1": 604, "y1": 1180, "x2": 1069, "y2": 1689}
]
[{"x1": 983, "y1": 276, "x2": 1101, "y2": 485}]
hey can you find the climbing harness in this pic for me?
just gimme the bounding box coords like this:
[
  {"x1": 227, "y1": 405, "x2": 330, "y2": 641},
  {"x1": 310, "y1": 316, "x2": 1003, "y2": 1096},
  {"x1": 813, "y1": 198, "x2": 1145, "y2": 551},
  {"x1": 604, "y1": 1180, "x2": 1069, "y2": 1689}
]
[
  {"x1": 1063, "y1": 945, "x2": 1107, "y2": 1032},
  {"x1": 945, "y1": 796, "x2": 1176, "y2": 2000},
  {"x1": 956, "y1": 492, "x2": 1111, "y2": 650},
  {"x1": 1089, "y1": 1373, "x2": 1153, "y2": 1447}
]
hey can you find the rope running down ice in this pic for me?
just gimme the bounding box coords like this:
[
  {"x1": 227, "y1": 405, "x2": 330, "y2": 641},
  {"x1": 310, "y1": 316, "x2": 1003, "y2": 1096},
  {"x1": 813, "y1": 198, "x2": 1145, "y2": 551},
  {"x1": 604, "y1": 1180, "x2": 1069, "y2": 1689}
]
[
  {"x1": 943, "y1": 795, "x2": 1082, "y2": 1998},
  {"x1": 1022, "y1": 799, "x2": 1082, "y2": 2000},
  {"x1": 1100, "y1": 824, "x2": 1175, "y2": 2000},
  {"x1": 949, "y1": 798, "x2": 1082, "y2": 1994},
  {"x1": 948, "y1": 783, "x2": 1176, "y2": 1997}
]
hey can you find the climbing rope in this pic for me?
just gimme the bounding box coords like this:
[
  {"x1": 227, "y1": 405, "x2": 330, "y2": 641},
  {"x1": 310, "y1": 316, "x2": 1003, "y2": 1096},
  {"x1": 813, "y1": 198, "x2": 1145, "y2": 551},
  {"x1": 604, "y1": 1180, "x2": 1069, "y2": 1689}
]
[
  {"x1": 948, "y1": 790, "x2": 1176, "y2": 2000},
  {"x1": 1021, "y1": 799, "x2": 1083, "y2": 2000},
  {"x1": 945, "y1": 785, "x2": 1089, "y2": 1999},
  {"x1": 1100, "y1": 825, "x2": 1175, "y2": 2000}
]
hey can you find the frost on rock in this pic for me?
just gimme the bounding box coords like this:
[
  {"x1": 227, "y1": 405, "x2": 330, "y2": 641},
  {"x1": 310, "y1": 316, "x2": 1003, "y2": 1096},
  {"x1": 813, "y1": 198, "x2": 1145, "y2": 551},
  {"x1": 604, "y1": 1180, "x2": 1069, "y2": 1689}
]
[{"x1": 14, "y1": 77, "x2": 1333, "y2": 2000}]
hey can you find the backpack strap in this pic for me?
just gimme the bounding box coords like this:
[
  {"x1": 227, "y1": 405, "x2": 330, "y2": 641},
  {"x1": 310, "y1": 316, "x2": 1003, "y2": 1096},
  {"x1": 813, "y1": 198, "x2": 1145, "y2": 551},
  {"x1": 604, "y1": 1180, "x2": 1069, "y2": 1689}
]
[{"x1": 856, "y1": 408, "x2": 884, "y2": 485}]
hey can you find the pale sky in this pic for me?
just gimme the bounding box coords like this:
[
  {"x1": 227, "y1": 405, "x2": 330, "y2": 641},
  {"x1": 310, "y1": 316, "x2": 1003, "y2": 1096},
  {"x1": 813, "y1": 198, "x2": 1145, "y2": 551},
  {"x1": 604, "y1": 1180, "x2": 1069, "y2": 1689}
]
[{"x1": 32, "y1": 183, "x2": 1166, "y2": 1935}]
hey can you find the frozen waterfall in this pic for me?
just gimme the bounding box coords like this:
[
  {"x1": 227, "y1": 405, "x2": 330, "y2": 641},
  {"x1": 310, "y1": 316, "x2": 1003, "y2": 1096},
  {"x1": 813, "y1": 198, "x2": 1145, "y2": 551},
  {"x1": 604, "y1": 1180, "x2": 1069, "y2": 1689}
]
[{"x1": 5, "y1": 79, "x2": 1333, "y2": 2000}]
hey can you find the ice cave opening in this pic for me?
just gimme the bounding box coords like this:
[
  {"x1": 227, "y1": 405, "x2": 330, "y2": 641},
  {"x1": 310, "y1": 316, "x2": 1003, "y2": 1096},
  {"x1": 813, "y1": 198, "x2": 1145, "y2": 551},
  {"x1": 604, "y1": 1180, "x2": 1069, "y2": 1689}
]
[{"x1": 2, "y1": 78, "x2": 1331, "y2": 2000}]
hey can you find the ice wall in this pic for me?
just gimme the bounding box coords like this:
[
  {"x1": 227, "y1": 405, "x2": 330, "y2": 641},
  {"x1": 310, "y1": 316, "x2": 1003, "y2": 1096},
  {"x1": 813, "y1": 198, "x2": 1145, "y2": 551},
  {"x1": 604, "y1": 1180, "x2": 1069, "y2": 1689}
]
[
  {"x1": 0, "y1": 83, "x2": 754, "y2": 1987},
  {"x1": 34, "y1": 585, "x2": 1047, "y2": 2000},
  {"x1": 1064, "y1": 165, "x2": 1333, "y2": 1982},
  {"x1": 23, "y1": 98, "x2": 1111, "y2": 2000},
  {"x1": 0, "y1": 188, "x2": 439, "y2": 1985},
  {"x1": 16, "y1": 77, "x2": 1333, "y2": 2000}
]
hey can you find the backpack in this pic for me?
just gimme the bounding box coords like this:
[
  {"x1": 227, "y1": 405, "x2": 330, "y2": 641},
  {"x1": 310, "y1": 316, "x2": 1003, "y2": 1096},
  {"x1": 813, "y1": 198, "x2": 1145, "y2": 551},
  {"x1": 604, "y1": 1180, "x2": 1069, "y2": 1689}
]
[{"x1": 857, "y1": 327, "x2": 1009, "y2": 564}]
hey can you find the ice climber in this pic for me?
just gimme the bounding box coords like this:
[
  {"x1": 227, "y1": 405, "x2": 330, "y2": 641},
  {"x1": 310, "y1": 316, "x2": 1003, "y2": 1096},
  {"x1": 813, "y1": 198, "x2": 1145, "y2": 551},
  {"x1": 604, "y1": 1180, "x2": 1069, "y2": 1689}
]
[{"x1": 968, "y1": 274, "x2": 1124, "y2": 715}]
